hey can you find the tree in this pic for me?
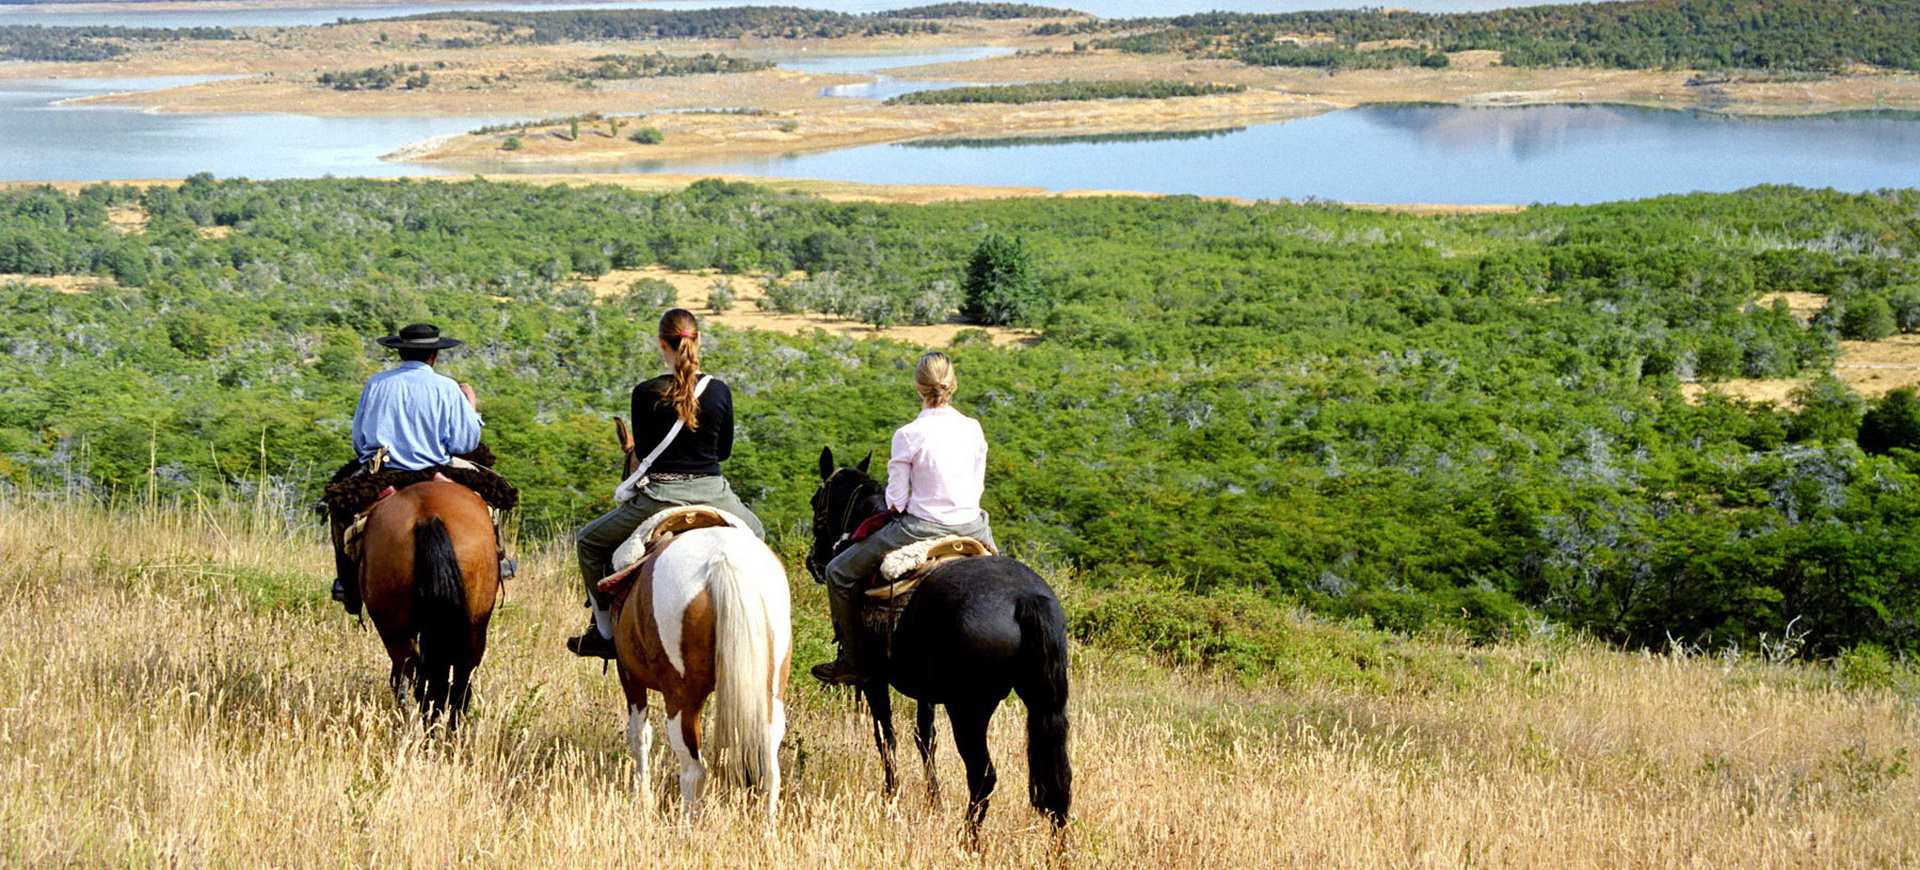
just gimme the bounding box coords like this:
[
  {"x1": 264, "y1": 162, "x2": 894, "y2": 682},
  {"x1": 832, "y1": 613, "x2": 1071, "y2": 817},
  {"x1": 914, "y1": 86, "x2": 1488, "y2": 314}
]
[
  {"x1": 1858, "y1": 387, "x2": 1920, "y2": 455},
  {"x1": 961, "y1": 232, "x2": 1045, "y2": 326},
  {"x1": 1787, "y1": 375, "x2": 1864, "y2": 445},
  {"x1": 1838, "y1": 292, "x2": 1896, "y2": 340},
  {"x1": 568, "y1": 118, "x2": 580, "y2": 141}
]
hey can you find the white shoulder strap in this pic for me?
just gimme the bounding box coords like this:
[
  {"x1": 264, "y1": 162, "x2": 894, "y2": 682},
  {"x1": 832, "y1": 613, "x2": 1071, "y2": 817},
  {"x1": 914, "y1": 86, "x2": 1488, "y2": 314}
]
[{"x1": 614, "y1": 375, "x2": 712, "y2": 502}]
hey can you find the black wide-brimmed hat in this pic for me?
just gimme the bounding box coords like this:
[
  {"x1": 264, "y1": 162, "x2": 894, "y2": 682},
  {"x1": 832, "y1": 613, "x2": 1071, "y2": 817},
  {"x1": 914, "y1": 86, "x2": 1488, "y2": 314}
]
[{"x1": 376, "y1": 323, "x2": 463, "y2": 350}]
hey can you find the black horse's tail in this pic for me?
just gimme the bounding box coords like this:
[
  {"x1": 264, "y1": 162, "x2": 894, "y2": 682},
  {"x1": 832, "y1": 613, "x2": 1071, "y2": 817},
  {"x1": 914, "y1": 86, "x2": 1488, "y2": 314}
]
[
  {"x1": 411, "y1": 515, "x2": 470, "y2": 715},
  {"x1": 1014, "y1": 593, "x2": 1072, "y2": 828}
]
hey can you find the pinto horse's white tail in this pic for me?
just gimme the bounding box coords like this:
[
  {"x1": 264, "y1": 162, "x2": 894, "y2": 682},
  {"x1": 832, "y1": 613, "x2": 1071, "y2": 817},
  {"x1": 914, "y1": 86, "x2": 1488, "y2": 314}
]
[{"x1": 704, "y1": 537, "x2": 783, "y2": 797}]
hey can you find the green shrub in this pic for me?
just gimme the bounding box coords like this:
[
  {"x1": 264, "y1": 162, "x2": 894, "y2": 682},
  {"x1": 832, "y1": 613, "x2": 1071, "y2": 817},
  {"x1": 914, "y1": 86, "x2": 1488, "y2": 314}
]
[
  {"x1": 630, "y1": 127, "x2": 666, "y2": 145},
  {"x1": 501, "y1": 136, "x2": 523, "y2": 151}
]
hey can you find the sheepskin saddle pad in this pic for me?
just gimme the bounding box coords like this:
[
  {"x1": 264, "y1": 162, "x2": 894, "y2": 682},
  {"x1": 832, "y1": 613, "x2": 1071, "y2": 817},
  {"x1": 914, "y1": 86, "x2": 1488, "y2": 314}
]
[{"x1": 865, "y1": 535, "x2": 994, "y2": 603}]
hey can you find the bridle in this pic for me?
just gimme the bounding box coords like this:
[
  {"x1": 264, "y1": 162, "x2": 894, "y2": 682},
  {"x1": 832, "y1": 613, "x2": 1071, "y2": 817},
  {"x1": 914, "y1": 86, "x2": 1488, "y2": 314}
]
[{"x1": 807, "y1": 469, "x2": 885, "y2": 582}]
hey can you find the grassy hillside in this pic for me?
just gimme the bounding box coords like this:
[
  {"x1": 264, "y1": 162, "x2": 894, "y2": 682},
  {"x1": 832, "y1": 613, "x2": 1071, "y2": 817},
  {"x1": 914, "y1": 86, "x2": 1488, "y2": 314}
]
[{"x1": 0, "y1": 493, "x2": 1912, "y2": 866}]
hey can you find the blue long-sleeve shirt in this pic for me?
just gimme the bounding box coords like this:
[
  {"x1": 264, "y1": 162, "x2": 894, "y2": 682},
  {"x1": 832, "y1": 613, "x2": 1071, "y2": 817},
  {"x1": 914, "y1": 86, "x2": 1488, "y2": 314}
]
[{"x1": 350, "y1": 361, "x2": 482, "y2": 471}]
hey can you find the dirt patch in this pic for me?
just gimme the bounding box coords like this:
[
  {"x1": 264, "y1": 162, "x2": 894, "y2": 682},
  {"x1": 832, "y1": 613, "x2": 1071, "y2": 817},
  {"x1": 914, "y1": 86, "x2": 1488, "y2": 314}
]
[
  {"x1": 107, "y1": 207, "x2": 149, "y2": 235},
  {"x1": 0, "y1": 274, "x2": 113, "y2": 294},
  {"x1": 1685, "y1": 334, "x2": 1920, "y2": 405},
  {"x1": 586, "y1": 266, "x2": 1036, "y2": 348},
  {"x1": 1756, "y1": 291, "x2": 1827, "y2": 319}
]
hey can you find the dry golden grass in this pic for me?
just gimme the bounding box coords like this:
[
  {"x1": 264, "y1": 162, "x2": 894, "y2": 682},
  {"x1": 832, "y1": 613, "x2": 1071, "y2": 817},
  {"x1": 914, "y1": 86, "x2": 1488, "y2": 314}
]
[{"x1": 0, "y1": 492, "x2": 1915, "y2": 867}]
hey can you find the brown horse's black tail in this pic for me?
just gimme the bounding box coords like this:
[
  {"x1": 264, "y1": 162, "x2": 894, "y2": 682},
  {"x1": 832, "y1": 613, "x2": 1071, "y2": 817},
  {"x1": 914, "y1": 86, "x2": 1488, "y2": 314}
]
[
  {"x1": 412, "y1": 515, "x2": 470, "y2": 710},
  {"x1": 1014, "y1": 593, "x2": 1072, "y2": 828}
]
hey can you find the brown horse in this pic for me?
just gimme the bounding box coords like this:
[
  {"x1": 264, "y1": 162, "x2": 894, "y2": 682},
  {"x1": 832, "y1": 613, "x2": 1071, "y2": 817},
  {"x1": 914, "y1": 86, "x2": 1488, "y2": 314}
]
[{"x1": 358, "y1": 479, "x2": 500, "y2": 731}]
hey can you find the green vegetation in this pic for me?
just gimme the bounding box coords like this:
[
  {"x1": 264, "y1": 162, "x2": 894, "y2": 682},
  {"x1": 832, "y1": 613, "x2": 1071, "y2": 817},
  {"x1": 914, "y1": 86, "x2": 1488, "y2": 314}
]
[
  {"x1": 887, "y1": 3, "x2": 1083, "y2": 19},
  {"x1": 1103, "y1": 0, "x2": 1920, "y2": 72},
  {"x1": 3, "y1": 177, "x2": 1920, "y2": 660},
  {"x1": 885, "y1": 80, "x2": 1245, "y2": 106},
  {"x1": 317, "y1": 63, "x2": 431, "y2": 91},
  {"x1": 470, "y1": 113, "x2": 602, "y2": 136},
  {"x1": 0, "y1": 23, "x2": 234, "y2": 62},
  {"x1": 501, "y1": 136, "x2": 522, "y2": 151},
  {"x1": 396, "y1": 8, "x2": 942, "y2": 44},
  {"x1": 564, "y1": 52, "x2": 772, "y2": 81},
  {"x1": 629, "y1": 127, "x2": 665, "y2": 145},
  {"x1": 961, "y1": 233, "x2": 1044, "y2": 325}
]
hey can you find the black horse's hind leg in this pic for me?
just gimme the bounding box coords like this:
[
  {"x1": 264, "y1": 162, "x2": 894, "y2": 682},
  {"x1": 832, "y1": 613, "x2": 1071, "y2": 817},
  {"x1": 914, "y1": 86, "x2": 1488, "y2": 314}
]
[
  {"x1": 946, "y1": 699, "x2": 1000, "y2": 847},
  {"x1": 863, "y1": 682, "x2": 899, "y2": 797},
  {"x1": 915, "y1": 700, "x2": 942, "y2": 808}
]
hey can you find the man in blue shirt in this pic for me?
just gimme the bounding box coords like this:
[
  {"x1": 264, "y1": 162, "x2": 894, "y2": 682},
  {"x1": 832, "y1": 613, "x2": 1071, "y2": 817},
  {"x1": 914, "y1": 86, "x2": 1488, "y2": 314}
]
[
  {"x1": 329, "y1": 323, "x2": 492, "y2": 613},
  {"x1": 351, "y1": 323, "x2": 483, "y2": 470}
]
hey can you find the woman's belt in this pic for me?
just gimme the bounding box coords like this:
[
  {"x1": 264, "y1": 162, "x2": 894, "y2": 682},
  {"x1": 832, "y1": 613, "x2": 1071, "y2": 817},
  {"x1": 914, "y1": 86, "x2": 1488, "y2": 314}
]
[{"x1": 648, "y1": 471, "x2": 714, "y2": 482}]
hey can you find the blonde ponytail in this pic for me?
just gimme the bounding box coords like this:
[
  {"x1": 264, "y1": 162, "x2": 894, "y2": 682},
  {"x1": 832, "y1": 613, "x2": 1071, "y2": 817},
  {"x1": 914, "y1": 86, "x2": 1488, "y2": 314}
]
[
  {"x1": 915, "y1": 352, "x2": 957, "y2": 407},
  {"x1": 659, "y1": 308, "x2": 702, "y2": 429}
]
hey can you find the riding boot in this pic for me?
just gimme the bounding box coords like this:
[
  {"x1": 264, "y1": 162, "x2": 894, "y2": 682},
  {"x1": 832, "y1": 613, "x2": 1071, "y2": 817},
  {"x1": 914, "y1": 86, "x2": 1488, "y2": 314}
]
[
  {"x1": 811, "y1": 580, "x2": 867, "y2": 685},
  {"x1": 329, "y1": 516, "x2": 361, "y2": 616}
]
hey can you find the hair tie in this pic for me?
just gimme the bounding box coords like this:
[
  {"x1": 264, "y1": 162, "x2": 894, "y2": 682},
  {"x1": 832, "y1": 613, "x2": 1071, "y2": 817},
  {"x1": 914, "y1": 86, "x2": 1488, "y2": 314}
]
[{"x1": 678, "y1": 330, "x2": 695, "y2": 339}]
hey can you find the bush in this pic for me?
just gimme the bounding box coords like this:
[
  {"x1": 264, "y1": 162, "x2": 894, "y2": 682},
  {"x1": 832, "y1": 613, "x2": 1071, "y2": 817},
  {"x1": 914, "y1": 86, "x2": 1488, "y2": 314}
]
[
  {"x1": 501, "y1": 136, "x2": 523, "y2": 151},
  {"x1": 628, "y1": 277, "x2": 676, "y2": 308},
  {"x1": 1840, "y1": 293, "x2": 1897, "y2": 341},
  {"x1": 630, "y1": 127, "x2": 666, "y2": 145},
  {"x1": 1858, "y1": 387, "x2": 1920, "y2": 455},
  {"x1": 707, "y1": 281, "x2": 736, "y2": 312}
]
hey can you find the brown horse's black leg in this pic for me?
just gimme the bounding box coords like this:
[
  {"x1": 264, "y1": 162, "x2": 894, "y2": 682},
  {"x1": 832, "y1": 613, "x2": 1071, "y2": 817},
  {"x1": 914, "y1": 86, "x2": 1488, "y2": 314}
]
[
  {"x1": 446, "y1": 664, "x2": 473, "y2": 732},
  {"x1": 946, "y1": 700, "x2": 999, "y2": 849},
  {"x1": 914, "y1": 699, "x2": 941, "y2": 808},
  {"x1": 863, "y1": 682, "x2": 898, "y2": 797}
]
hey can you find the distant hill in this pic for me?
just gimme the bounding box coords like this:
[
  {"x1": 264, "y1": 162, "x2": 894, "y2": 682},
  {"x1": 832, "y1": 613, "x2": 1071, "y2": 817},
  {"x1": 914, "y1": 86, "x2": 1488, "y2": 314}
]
[{"x1": 1100, "y1": 0, "x2": 1920, "y2": 72}]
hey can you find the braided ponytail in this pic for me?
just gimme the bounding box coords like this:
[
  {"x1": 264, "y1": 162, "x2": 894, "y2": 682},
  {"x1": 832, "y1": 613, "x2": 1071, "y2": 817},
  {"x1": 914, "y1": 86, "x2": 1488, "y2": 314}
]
[{"x1": 659, "y1": 308, "x2": 702, "y2": 429}]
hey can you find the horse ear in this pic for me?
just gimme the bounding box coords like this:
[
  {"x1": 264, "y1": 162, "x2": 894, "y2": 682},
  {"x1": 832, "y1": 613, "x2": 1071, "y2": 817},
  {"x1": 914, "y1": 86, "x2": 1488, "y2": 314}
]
[
  {"x1": 819, "y1": 447, "x2": 835, "y2": 480},
  {"x1": 857, "y1": 451, "x2": 872, "y2": 474},
  {"x1": 614, "y1": 417, "x2": 634, "y2": 453}
]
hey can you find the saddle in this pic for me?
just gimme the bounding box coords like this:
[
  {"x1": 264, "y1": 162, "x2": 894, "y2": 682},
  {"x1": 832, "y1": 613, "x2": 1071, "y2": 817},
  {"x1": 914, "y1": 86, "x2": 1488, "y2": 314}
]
[
  {"x1": 320, "y1": 444, "x2": 519, "y2": 526},
  {"x1": 595, "y1": 506, "x2": 744, "y2": 615},
  {"x1": 861, "y1": 535, "x2": 994, "y2": 634}
]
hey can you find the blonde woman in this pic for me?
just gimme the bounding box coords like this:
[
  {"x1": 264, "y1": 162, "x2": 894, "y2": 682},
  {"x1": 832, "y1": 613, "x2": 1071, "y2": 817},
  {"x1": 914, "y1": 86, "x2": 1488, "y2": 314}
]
[
  {"x1": 569, "y1": 308, "x2": 765, "y2": 658},
  {"x1": 812, "y1": 351, "x2": 996, "y2": 684}
]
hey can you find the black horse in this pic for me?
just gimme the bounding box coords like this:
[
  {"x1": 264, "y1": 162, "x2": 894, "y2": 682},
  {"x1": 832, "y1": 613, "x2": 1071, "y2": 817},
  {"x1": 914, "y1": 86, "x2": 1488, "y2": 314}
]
[{"x1": 809, "y1": 448, "x2": 1071, "y2": 841}]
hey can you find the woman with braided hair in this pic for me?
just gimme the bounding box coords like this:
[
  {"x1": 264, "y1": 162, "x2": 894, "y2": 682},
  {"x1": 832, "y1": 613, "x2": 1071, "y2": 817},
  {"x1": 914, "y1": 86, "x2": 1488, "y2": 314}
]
[{"x1": 568, "y1": 308, "x2": 765, "y2": 658}]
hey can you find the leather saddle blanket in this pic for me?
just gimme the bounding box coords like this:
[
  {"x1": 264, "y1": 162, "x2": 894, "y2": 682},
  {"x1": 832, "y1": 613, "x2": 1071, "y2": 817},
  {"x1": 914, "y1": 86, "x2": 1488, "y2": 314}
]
[
  {"x1": 595, "y1": 506, "x2": 748, "y2": 615},
  {"x1": 861, "y1": 535, "x2": 993, "y2": 634}
]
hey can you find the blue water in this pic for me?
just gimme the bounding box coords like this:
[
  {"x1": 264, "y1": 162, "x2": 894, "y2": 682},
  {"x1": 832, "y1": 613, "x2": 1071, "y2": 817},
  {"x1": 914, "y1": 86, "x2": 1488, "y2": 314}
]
[
  {"x1": 448, "y1": 104, "x2": 1920, "y2": 205},
  {"x1": 0, "y1": 77, "x2": 517, "y2": 180}
]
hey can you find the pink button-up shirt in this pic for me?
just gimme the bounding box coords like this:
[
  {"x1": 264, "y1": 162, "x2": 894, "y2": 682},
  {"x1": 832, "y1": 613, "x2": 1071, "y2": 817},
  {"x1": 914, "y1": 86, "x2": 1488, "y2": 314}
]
[{"x1": 886, "y1": 405, "x2": 987, "y2": 526}]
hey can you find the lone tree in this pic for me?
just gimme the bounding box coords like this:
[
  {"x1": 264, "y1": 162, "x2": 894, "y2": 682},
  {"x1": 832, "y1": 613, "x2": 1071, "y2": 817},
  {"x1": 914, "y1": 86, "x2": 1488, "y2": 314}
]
[
  {"x1": 961, "y1": 232, "x2": 1044, "y2": 326},
  {"x1": 1859, "y1": 387, "x2": 1920, "y2": 455}
]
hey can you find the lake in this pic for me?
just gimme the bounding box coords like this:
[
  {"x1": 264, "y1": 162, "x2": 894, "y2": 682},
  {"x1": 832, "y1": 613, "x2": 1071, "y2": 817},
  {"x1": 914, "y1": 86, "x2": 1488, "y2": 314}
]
[{"x1": 5, "y1": 72, "x2": 1919, "y2": 204}]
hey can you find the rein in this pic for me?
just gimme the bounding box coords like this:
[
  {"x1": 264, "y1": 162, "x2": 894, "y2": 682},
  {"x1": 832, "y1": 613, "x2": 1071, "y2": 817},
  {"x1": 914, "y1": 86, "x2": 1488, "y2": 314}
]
[{"x1": 811, "y1": 470, "x2": 887, "y2": 579}]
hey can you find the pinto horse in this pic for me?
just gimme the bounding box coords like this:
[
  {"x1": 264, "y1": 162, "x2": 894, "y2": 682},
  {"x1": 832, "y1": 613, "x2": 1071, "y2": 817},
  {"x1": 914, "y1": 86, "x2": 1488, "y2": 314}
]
[
  {"x1": 809, "y1": 448, "x2": 1071, "y2": 841},
  {"x1": 357, "y1": 479, "x2": 500, "y2": 731},
  {"x1": 598, "y1": 511, "x2": 792, "y2": 819}
]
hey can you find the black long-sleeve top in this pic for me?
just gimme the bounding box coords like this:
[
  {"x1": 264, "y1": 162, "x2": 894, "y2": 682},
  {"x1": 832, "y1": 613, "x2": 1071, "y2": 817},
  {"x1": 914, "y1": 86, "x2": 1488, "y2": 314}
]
[{"x1": 631, "y1": 374, "x2": 734, "y2": 476}]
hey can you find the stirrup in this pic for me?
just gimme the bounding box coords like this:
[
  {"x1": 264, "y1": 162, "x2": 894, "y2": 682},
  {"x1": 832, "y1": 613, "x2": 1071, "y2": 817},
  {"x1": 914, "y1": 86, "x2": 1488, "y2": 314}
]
[
  {"x1": 810, "y1": 657, "x2": 863, "y2": 686},
  {"x1": 567, "y1": 628, "x2": 615, "y2": 660}
]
